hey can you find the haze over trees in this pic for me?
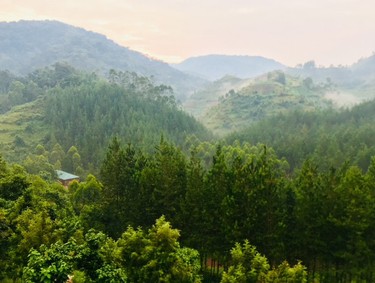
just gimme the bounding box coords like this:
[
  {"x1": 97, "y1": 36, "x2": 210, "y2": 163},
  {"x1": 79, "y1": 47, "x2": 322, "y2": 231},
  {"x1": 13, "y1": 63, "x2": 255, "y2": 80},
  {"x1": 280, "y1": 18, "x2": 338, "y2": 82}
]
[{"x1": 199, "y1": 71, "x2": 334, "y2": 135}]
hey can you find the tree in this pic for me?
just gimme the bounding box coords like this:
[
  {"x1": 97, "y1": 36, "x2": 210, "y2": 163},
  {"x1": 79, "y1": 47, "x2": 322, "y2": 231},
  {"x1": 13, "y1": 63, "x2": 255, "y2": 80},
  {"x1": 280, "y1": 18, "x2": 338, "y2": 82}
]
[
  {"x1": 266, "y1": 261, "x2": 307, "y2": 283},
  {"x1": 140, "y1": 138, "x2": 187, "y2": 226},
  {"x1": 202, "y1": 145, "x2": 233, "y2": 255},
  {"x1": 221, "y1": 240, "x2": 307, "y2": 283},
  {"x1": 72, "y1": 175, "x2": 103, "y2": 231},
  {"x1": 0, "y1": 166, "x2": 29, "y2": 201},
  {"x1": 118, "y1": 216, "x2": 202, "y2": 283},
  {"x1": 23, "y1": 154, "x2": 56, "y2": 181},
  {"x1": 100, "y1": 138, "x2": 144, "y2": 237},
  {"x1": 23, "y1": 229, "x2": 127, "y2": 283},
  {"x1": 327, "y1": 166, "x2": 375, "y2": 276},
  {"x1": 221, "y1": 145, "x2": 286, "y2": 262},
  {"x1": 303, "y1": 60, "x2": 316, "y2": 69},
  {"x1": 180, "y1": 148, "x2": 207, "y2": 251},
  {"x1": 293, "y1": 161, "x2": 328, "y2": 274},
  {"x1": 62, "y1": 146, "x2": 82, "y2": 173}
]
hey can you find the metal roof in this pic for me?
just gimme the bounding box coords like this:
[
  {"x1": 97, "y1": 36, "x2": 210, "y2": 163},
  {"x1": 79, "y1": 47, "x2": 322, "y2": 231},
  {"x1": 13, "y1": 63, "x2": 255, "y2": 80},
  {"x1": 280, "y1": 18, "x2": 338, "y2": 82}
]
[{"x1": 56, "y1": 170, "x2": 79, "y2": 181}]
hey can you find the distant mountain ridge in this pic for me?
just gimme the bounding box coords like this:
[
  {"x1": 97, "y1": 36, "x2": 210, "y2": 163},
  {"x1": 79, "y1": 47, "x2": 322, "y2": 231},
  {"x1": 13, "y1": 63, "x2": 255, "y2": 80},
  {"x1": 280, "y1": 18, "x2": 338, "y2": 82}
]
[
  {"x1": 173, "y1": 54, "x2": 286, "y2": 81},
  {"x1": 0, "y1": 20, "x2": 206, "y2": 100}
]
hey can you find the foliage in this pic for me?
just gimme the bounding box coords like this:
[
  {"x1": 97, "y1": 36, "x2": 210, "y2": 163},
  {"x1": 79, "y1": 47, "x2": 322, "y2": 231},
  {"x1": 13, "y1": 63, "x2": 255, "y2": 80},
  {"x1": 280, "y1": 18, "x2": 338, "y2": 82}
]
[
  {"x1": 99, "y1": 138, "x2": 145, "y2": 237},
  {"x1": 23, "y1": 241, "x2": 78, "y2": 282},
  {"x1": 221, "y1": 240, "x2": 307, "y2": 283},
  {"x1": 117, "y1": 216, "x2": 202, "y2": 283},
  {"x1": 1, "y1": 130, "x2": 375, "y2": 282},
  {"x1": 221, "y1": 240, "x2": 270, "y2": 283}
]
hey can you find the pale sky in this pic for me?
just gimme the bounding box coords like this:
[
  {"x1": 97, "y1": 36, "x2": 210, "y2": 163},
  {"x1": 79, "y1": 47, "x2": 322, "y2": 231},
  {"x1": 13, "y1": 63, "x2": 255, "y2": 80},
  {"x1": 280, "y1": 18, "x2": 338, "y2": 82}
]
[{"x1": 1, "y1": 0, "x2": 375, "y2": 66}]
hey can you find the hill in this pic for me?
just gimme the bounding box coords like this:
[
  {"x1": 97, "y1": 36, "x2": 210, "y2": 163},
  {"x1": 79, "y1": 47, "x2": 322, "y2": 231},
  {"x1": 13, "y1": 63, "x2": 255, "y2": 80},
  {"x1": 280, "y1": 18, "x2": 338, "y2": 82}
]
[
  {"x1": 0, "y1": 20, "x2": 207, "y2": 101},
  {"x1": 0, "y1": 65, "x2": 213, "y2": 170},
  {"x1": 188, "y1": 71, "x2": 333, "y2": 135},
  {"x1": 173, "y1": 54, "x2": 285, "y2": 81}
]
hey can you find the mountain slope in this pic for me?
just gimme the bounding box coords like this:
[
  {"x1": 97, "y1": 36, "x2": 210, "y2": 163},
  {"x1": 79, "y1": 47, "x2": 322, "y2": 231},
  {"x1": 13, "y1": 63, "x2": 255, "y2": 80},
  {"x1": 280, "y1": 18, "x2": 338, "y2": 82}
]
[
  {"x1": 0, "y1": 20, "x2": 207, "y2": 101},
  {"x1": 173, "y1": 54, "x2": 286, "y2": 81},
  {"x1": 200, "y1": 71, "x2": 333, "y2": 135}
]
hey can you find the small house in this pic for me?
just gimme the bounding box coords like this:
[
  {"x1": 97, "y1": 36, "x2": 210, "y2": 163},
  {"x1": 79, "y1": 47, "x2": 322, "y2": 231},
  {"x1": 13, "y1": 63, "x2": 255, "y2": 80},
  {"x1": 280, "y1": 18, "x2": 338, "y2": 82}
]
[{"x1": 56, "y1": 170, "x2": 80, "y2": 187}]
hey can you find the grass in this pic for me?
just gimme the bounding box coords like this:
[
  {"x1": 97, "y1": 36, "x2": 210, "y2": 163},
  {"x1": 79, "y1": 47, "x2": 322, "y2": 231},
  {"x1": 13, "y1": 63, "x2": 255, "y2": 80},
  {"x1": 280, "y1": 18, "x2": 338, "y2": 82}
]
[{"x1": 0, "y1": 98, "x2": 48, "y2": 162}]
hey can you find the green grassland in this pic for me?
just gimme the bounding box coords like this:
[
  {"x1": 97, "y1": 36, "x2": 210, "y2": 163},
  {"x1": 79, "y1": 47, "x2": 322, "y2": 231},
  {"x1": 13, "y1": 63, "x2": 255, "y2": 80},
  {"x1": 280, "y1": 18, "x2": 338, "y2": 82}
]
[{"x1": 0, "y1": 98, "x2": 47, "y2": 162}]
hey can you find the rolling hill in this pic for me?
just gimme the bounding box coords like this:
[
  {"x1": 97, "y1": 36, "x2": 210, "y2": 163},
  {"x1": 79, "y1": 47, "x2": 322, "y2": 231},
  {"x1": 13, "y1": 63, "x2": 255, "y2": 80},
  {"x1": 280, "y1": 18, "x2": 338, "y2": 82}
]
[{"x1": 197, "y1": 71, "x2": 334, "y2": 135}]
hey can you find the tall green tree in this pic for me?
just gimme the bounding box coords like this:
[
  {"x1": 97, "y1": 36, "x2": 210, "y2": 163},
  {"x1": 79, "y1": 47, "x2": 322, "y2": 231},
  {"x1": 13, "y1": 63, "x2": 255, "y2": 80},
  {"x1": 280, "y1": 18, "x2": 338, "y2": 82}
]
[
  {"x1": 180, "y1": 148, "x2": 207, "y2": 251},
  {"x1": 140, "y1": 138, "x2": 187, "y2": 226},
  {"x1": 293, "y1": 161, "x2": 330, "y2": 276},
  {"x1": 100, "y1": 138, "x2": 145, "y2": 237},
  {"x1": 221, "y1": 240, "x2": 307, "y2": 283}
]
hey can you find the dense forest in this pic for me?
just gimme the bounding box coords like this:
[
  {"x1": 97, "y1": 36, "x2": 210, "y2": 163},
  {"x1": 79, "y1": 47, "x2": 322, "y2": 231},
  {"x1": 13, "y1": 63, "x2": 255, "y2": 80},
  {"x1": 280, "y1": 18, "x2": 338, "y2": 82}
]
[
  {"x1": 1, "y1": 61, "x2": 375, "y2": 282},
  {"x1": 226, "y1": 99, "x2": 375, "y2": 171},
  {"x1": 1, "y1": 138, "x2": 374, "y2": 282}
]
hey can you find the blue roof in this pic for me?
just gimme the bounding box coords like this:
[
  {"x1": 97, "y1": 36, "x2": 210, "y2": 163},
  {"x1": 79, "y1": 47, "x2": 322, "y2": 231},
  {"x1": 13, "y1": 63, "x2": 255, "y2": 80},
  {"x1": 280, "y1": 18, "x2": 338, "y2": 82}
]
[{"x1": 56, "y1": 170, "x2": 79, "y2": 181}]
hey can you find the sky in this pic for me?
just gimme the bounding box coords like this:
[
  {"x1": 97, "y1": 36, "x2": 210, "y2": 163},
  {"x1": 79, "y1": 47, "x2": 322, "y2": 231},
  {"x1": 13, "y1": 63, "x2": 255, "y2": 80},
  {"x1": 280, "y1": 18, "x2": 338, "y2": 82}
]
[{"x1": 1, "y1": 0, "x2": 375, "y2": 67}]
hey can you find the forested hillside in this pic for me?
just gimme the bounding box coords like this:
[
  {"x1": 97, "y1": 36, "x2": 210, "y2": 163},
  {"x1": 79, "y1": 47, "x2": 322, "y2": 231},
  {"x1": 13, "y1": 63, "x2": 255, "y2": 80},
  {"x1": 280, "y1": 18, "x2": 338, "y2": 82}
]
[
  {"x1": 227, "y1": 98, "x2": 375, "y2": 171},
  {"x1": 0, "y1": 64, "x2": 213, "y2": 175}
]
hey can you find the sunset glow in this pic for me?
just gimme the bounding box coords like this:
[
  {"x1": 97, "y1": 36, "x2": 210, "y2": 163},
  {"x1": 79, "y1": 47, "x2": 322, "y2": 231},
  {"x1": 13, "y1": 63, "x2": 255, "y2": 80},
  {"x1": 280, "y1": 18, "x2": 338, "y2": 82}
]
[{"x1": 1, "y1": 0, "x2": 375, "y2": 66}]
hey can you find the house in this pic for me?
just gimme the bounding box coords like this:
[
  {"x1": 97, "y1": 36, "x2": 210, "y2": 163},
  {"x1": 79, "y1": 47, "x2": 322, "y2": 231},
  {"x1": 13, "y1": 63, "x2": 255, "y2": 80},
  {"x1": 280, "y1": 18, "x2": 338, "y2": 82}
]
[{"x1": 56, "y1": 170, "x2": 80, "y2": 187}]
